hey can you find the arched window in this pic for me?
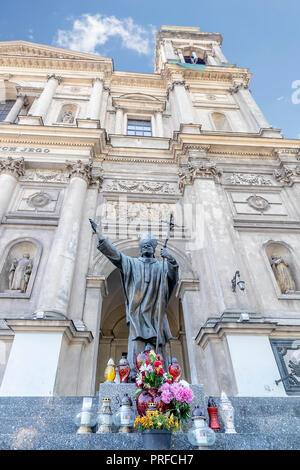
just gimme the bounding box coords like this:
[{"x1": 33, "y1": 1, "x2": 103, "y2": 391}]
[{"x1": 211, "y1": 112, "x2": 231, "y2": 131}]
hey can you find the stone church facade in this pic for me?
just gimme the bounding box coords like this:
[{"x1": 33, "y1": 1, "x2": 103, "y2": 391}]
[{"x1": 0, "y1": 25, "x2": 299, "y2": 398}]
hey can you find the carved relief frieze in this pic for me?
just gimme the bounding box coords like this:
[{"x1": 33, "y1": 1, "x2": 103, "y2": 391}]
[
  {"x1": 225, "y1": 173, "x2": 273, "y2": 186},
  {"x1": 20, "y1": 170, "x2": 69, "y2": 184},
  {"x1": 102, "y1": 179, "x2": 179, "y2": 195},
  {"x1": 105, "y1": 201, "x2": 176, "y2": 223}
]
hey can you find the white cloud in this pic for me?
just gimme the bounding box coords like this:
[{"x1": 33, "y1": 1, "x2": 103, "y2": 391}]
[
  {"x1": 28, "y1": 29, "x2": 34, "y2": 40},
  {"x1": 54, "y1": 14, "x2": 155, "y2": 56}
]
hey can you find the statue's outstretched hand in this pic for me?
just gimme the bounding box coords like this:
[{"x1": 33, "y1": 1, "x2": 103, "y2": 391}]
[
  {"x1": 89, "y1": 218, "x2": 103, "y2": 238},
  {"x1": 160, "y1": 247, "x2": 175, "y2": 262}
]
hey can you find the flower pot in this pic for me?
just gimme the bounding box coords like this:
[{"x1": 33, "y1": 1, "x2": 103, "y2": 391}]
[
  {"x1": 136, "y1": 388, "x2": 168, "y2": 416},
  {"x1": 141, "y1": 430, "x2": 172, "y2": 450}
]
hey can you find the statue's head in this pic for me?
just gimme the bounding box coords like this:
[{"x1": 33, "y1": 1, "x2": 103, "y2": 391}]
[{"x1": 139, "y1": 233, "x2": 158, "y2": 258}]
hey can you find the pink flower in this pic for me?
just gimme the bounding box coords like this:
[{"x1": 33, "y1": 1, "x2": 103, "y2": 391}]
[{"x1": 161, "y1": 390, "x2": 174, "y2": 404}]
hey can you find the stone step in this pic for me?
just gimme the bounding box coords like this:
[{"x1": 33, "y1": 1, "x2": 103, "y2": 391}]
[{"x1": 0, "y1": 431, "x2": 299, "y2": 451}]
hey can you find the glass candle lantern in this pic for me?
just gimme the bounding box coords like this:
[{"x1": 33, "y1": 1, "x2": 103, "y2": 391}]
[
  {"x1": 74, "y1": 397, "x2": 96, "y2": 434},
  {"x1": 96, "y1": 398, "x2": 113, "y2": 433},
  {"x1": 168, "y1": 357, "x2": 182, "y2": 382},
  {"x1": 187, "y1": 406, "x2": 216, "y2": 449},
  {"x1": 113, "y1": 394, "x2": 135, "y2": 433},
  {"x1": 104, "y1": 358, "x2": 116, "y2": 382}
]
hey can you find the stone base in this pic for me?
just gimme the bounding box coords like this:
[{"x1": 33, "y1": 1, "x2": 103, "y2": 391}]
[{"x1": 0, "y1": 395, "x2": 299, "y2": 450}]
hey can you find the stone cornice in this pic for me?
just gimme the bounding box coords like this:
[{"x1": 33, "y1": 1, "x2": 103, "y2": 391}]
[
  {"x1": 4, "y1": 318, "x2": 94, "y2": 344},
  {"x1": 0, "y1": 56, "x2": 113, "y2": 76},
  {"x1": 196, "y1": 313, "x2": 300, "y2": 348},
  {"x1": 0, "y1": 41, "x2": 113, "y2": 75},
  {"x1": 162, "y1": 64, "x2": 251, "y2": 87}
]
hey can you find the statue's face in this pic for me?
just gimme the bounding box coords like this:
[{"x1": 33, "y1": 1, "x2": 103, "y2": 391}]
[{"x1": 140, "y1": 241, "x2": 155, "y2": 258}]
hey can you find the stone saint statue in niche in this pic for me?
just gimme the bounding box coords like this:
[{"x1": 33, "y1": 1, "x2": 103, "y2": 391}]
[
  {"x1": 89, "y1": 219, "x2": 179, "y2": 374},
  {"x1": 270, "y1": 254, "x2": 296, "y2": 294},
  {"x1": 8, "y1": 253, "x2": 33, "y2": 293},
  {"x1": 61, "y1": 110, "x2": 74, "y2": 124}
]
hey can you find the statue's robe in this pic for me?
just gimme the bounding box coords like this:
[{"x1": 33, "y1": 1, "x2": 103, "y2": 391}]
[{"x1": 97, "y1": 238, "x2": 179, "y2": 346}]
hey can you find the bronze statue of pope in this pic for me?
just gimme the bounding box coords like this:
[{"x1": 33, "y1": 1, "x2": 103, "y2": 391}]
[{"x1": 90, "y1": 219, "x2": 179, "y2": 374}]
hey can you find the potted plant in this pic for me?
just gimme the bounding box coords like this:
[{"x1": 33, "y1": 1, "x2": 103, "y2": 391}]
[{"x1": 134, "y1": 403, "x2": 179, "y2": 450}]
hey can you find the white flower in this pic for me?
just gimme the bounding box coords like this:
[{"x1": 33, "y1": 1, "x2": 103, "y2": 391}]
[{"x1": 179, "y1": 379, "x2": 190, "y2": 388}]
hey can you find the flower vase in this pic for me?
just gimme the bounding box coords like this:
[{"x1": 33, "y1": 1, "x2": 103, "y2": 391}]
[{"x1": 136, "y1": 387, "x2": 168, "y2": 416}]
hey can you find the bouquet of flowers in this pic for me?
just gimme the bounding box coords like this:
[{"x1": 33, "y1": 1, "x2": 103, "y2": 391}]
[
  {"x1": 134, "y1": 351, "x2": 173, "y2": 397},
  {"x1": 159, "y1": 381, "x2": 194, "y2": 427}
]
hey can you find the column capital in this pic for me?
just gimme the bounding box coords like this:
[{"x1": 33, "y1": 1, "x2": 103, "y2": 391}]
[
  {"x1": 65, "y1": 159, "x2": 93, "y2": 185},
  {"x1": 92, "y1": 77, "x2": 104, "y2": 85},
  {"x1": 47, "y1": 74, "x2": 62, "y2": 84},
  {"x1": 0, "y1": 157, "x2": 25, "y2": 179},
  {"x1": 178, "y1": 161, "x2": 222, "y2": 193}
]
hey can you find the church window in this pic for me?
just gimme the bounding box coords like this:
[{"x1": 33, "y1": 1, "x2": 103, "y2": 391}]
[
  {"x1": 0, "y1": 100, "x2": 15, "y2": 121},
  {"x1": 127, "y1": 119, "x2": 152, "y2": 137}
]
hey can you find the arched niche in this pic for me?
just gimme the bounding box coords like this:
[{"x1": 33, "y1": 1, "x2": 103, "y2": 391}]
[
  {"x1": 57, "y1": 103, "x2": 77, "y2": 124},
  {"x1": 264, "y1": 241, "x2": 299, "y2": 295},
  {"x1": 211, "y1": 111, "x2": 232, "y2": 131},
  {"x1": 93, "y1": 239, "x2": 192, "y2": 386},
  {"x1": 0, "y1": 238, "x2": 42, "y2": 298}
]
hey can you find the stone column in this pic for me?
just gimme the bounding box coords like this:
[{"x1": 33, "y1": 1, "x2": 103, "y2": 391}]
[
  {"x1": 172, "y1": 81, "x2": 193, "y2": 124},
  {"x1": 231, "y1": 83, "x2": 270, "y2": 131},
  {"x1": 76, "y1": 277, "x2": 105, "y2": 395},
  {"x1": 0, "y1": 157, "x2": 25, "y2": 220},
  {"x1": 155, "y1": 111, "x2": 164, "y2": 137},
  {"x1": 212, "y1": 44, "x2": 228, "y2": 64},
  {"x1": 86, "y1": 78, "x2": 103, "y2": 121},
  {"x1": 206, "y1": 55, "x2": 218, "y2": 65},
  {"x1": 35, "y1": 160, "x2": 93, "y2": 319},
  {"x1": 115, "y1": 107, "x2": 124, "y2": 134},
  {"x1": 4, "y1": 95, "x2": 26, "y2": 123},
  {"x1": 29, "y1": 75, "x2": 60, "y2": 122},
  {"x1": 238, "y1": 85, "x2": 271, "y2": 129},
  {"x1": 179, "y1": 286, "x2": 202, "y2": 384}
]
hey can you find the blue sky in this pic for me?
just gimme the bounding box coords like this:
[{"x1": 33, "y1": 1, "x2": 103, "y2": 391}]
[{"x1": 0, "y1": 0, "x2": 299, "y2": 139}]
